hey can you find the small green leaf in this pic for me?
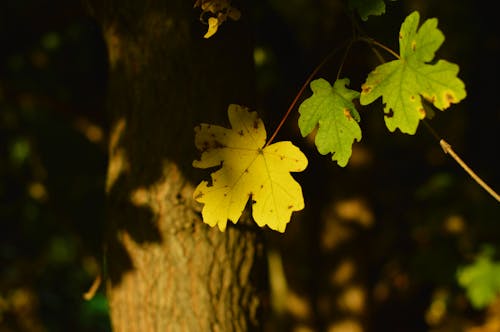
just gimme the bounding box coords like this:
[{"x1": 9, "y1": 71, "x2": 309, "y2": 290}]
[
  {"x1": 457, "y1": 247, "x2": 500, "y2": 309},
  {"x1": 360, "y1": 11, "x2": 466, "y2": 134},
  {"x1": 348, "y1": 0, "x2": 386, "y2": 21},
  {"x1": 298, "y1": 78, "x2": 361, "y2": 167}
]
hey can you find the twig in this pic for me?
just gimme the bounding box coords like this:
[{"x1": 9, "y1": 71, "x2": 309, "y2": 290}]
[
  {"x1": 439, "y1": 139, "x2": 500, "y2": 202},
  {"x1": 359, "y1": 36, "x2": 400, "y2": 60},
  {"x1": 83, "y1": 274, "x2": 102, "y2": 300},
  {"x1": 421, "y1": 120, "x2": 499, "y2": 202},
  {"x1": 265, "y1": 40, "x2": 350, "y2": 147}
]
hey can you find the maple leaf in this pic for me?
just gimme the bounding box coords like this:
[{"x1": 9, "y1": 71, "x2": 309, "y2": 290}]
[
  {"x1": 298, "y1": 78, "x2": 361, "y2": 167},
  {"x1": 193, "y1": 104, "x2": 308, "y2": 233},
  {"x1": 360, "y1": 11, "x2": 466, "y2": 134},
  {"x1": 348, "y1": 0, "x2": 387, "y2": 21}
]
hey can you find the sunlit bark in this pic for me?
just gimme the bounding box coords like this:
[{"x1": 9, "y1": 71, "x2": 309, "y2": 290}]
[{"x1": 86, "y1": 1, "x2": 266, "y2": 330}]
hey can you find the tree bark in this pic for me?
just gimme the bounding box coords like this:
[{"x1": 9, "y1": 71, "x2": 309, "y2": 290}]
[{"x1": 86, "y1": 1, "x2": 266, "y2": 330}]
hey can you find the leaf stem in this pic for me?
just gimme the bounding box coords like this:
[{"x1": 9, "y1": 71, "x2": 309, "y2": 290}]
[
  {"x1": 422, "y1": 120, "x2": 500, "y2": 202},
  {"x1": 83, "y1": 274, "x2": 102, "y2": 300},
  {"x1": 336, "y1": 40, "x2": 354, "y2": 80},
  {"x1": 265, "y1": 41, "x2": 350, "y2": 147},
  {"x1": 359, "y1": 36, "x2": 400, "y2": 59}
]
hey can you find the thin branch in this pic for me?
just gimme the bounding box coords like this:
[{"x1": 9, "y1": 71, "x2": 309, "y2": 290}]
[
  {"x1": 336, "y1": 40, "x2": 354, "y2": 80},
  {"x1": 439, "y1": 139, "x2": 500, "y2": 202},
  {"x1": 367, "y1": 42, "x2": 387, "y2": 64},
  {"x1": 421, "y1": 120, "x2": 499, "y2": 202},
  {"x1": 83, "y1": 274, "x2": 102, "y2": 300},
  {"x1": 265, "y1": 40, "x2": 350, "y2": 146},
  {"x1": 359, "y1": 36, "x2": 400, "y2": 59}
]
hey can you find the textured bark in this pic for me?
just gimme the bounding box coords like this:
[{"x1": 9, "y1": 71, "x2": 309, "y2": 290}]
[{"x1": 87, "y1": 1, "x2": 266, "y2": 331}]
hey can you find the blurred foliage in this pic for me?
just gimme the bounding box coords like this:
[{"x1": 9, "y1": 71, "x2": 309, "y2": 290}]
[
  {"x1": 0, "y1": 0, "x2": 499, "y2": 331},
  {"x1": 457, "y1": 246, "x2": 500, "y2": 310},
  {"x1": 1, "y1": 0, "x2": 109, "y2": 331}
]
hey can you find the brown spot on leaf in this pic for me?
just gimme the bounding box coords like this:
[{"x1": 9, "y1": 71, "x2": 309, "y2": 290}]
[
  {"x1": 343, "y1": 108, "x2": 353, "y2": 121},
  {"x1": 422, "y1": 94, "x2": 436, "y2": 105},
  {"x1": 418, "y1": 108, "x2": 426, "y2": 118},
  {"x1": 279, "y1": 155, "x2": 284, "y2": 160},
  {"x1": 260, "y1": 184, "x2": 264, "y2": 189},
  {"x1": 201, "y1": 141, "x2": 210, "y2": 152},
  {"x1": 445, "y1": 92, "x2": 455, "y2": 103},
  {"x1": 287, "y1": 205, "x2": 293, "y2": 209},
  {"x1": 399, "y1": 33, "x2": 403, "y2": 40},
  {"x1": 410, "y1": 95, "x2": 415, "y2": 101},
  {"x1": 411, "y1": 40, "x2": 416, "y2": 51},
  {"x1": 238, "y1": 130, "x2": 244, "y2": 136},
  {"x1": 253, "y1": 120, "x2": 259, "y2": 129},
  {"x1": 361, "y1": 84, "x2": 372, "y2": 94},
  {"x1": 213, "y1": 140, "x2": 225, "y2": 148}
]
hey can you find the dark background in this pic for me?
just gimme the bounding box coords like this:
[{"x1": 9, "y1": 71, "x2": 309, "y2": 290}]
[{"x1": 1, "y1": 0, "x2": 499, "y2": 331}]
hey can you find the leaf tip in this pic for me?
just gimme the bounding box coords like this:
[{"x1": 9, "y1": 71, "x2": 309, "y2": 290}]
[
  {"x1": 203, "y1": 17, "x2": 219, "y2": 39},
  {"x1": 216, "y1": 221, "x2": 227, "y2": 232}
]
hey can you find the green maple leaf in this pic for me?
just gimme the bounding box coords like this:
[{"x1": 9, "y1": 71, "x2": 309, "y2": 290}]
[
  {"x1": 298, "y1": 78, "x2": 361, "y2": 167},
  {"x1": 360, "y1": 11, "x2": 466, "y2": 134}
]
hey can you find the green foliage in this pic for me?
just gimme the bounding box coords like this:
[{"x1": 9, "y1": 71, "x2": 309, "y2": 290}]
[
  {"x1": 298, "y1": 78, "x2": 361, "y2": 167},
  {"x1": 360, "y1": 11, "x2": 466, "y2": 134},
  {"x1": 195, "y1": 11, "x2": 475, "y2": 231},
  {"x1": 348, "y1": 0, "x2": 387, "y2": 21},
  {"x1": 0, "y1": 1, "x2": 110, "y2": 330},
  {"x1": 3, "y1": 0, "x2": 495, "y2": 330},
  {"x1": 457, "y1": 247, "x2": 500, "y2": 309},
  {"x1": 292, "y1": 11, "x2": 468, "y2": 168}
]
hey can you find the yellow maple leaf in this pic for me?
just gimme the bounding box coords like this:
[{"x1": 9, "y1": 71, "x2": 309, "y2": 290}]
[{"x1": 193, "y1": 104, "x2": 308, "y2": 232}]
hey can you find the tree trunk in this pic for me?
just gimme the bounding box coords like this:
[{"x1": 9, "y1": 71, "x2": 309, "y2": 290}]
[{"x1": 86, "y1": 1, "x2": 266, "y2": 330}]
